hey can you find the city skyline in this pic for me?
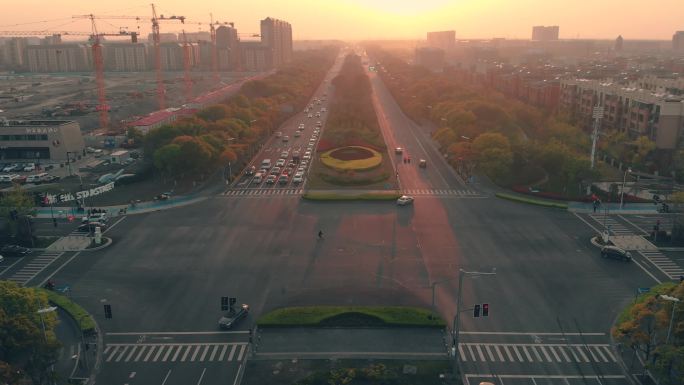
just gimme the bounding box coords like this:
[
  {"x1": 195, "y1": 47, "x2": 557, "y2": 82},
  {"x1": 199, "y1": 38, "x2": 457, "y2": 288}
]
[{"x1": 0, "y1": 0, "x2": 683, "y2": 40}]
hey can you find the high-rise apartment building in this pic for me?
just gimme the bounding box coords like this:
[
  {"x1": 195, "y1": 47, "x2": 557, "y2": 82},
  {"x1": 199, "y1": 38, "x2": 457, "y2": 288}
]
[
  {"x1": 104, "y1": 43, "x2": 149, "y2": 71},
  {"x1": 2, "y1": 38, "x2": 29, "y2": 69},
  {"x1": 426, "y1": 31, "x2": 455, "y2": 51},
  {"x1": 216, "y1": 25, "x2": 240, "y2": 70},
  {"x1": 532, "y1": 26, "x2": 559, "y2": 41},
  {"x1": 615, "y1": 35, "x2": 624, "y2": 52},
  {"x1": 26, "y1": 44, "x2": 91, "y2": 72},
  {"x1": 260, "y1": 17, "x2": 292, "y2": 68},
  {"x1": 673, "y1": 31, "x2": 684, "y2": 52}
]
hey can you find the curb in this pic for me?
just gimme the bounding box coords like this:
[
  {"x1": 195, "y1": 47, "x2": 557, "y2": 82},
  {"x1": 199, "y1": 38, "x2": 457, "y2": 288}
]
[
  {"x1": 495, "y1": 192, "x2": 568, "y2": 209},
  {"x1": 80, "y1": 237, "x2": 113, "y2": 252},
  {"x1": 590, "y1": 236, "x2": 607, "y2": 249}
]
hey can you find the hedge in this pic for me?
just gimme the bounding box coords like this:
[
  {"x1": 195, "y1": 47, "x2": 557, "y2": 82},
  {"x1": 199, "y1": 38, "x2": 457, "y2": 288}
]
[
  {"x1": 258, "y1": 306, "x2": 445, "y2": 328},
  {"x1": 37, "y1": 288, "x2": 97, "y2": 333},
  {"x1": 303, "y1": 191, "x2": 401, "y2": 201},
  {"x1": 496, "y1": 192, "x2": 568, "y2": 209}
]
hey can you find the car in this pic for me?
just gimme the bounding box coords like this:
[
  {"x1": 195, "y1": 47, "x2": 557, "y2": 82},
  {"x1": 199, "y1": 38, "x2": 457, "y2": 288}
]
[
  {"x1": 270, "y1": 166, "x2": 281, "y2": 175},
  {"x1": 259, "y1": 168, "x2": 269, "y2": 175},
  {"x1": 82, "y1": 212, "x2": 108, "y2": 224},
  {"x1": 278, "y1": 175, "x2": 289, "y2": 185},
  {"x1": 2, "y1": 164, "x2": 18, "y2": 172},
  {"x1": 321, "y1": 107, "x2": 327, "y2": 112},
  {"x1": 298, "y1": 123, "x2": 305, "y2": 129},
  {"x1": 265, "y1": 175, "x2": 277, "y2": 184},
  {"x1": 395, "y1": 147, "x2": 403, "y2": 154},
  {"x1": 316, "y1": 121, "x2": 322, "y2": 127},
  {"x1": 293, "y1": 174, "x2": 304, "y2": 184},
  {"x1": 397, "y1": 195, "x2": 414, "y2": 206},
  {"x1": 304, "y1": 108, "x2": 309, "y2": 113},
  {"x1": 297, "y1": 166, "x2": 305, "y2": 173},
  {"x1": 276, "y1": 159, "x2": 286, "y2": 167},
  {"x1": 282, "y1": 168, "x2": 291, "y2": 176},
  {"x1": 252, "y1": 173, "x2": 264, "y2": 184},
  {"x1": 0, "y1": 245, "x2": 31, "y2": 257},
  {"x1": 300, "y1": 160, "x2": 309, "y2": 167},
  {"x1": 280, "y1": 151, "x2": 289, "y2": 158},
  {"x1": 42, "y1": 175, "x2": 60, "y2": 183},
  {"x1": 218, "y1": 304, "x2": 249, "y2": 329},
  {"x1": 315, "y1": 112, "x2": 321, "y2": 117},
  {"x1": 154, "y1": 193, "x2": 171, "y2": 201},
  {"x1": 308, "y1": 114, "x2": 313, "y2": 118},
  {"x1": 419, "y1": 159, "x2": 427, "y2": 168},
  {"x1": 287, "y1": 162, "x2": 297, "y2": 169},
  {"x1": 306, "y1": 146, "x2": 313, "y2": 152},
  {"x1": 282, "y1": 135, "x2": 289, "y2": 142},
  {"x1": 276, "y1": 131, "x2": 282, "y2": 138},
  {"x1": 600, "y1": 246, "x2": 632, "y2": 261},
  {"x1": 245, "y1": 166, "x2": 256, "y2": 176},
  {"x1": 294, "y1": 131, "x2": 301, "y2": 137},
  {"x1": 23, "y1": 164, "x2": 35, "y2": 172}
]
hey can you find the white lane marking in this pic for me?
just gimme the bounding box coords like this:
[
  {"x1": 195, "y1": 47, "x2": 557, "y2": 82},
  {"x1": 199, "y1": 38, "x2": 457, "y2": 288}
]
[
  {"x1": 548, "y1": 346, "x2": 561, "y2": 362},
  {"x1": 162, "y1": 346, "x2": 174, "y2": 362},
  {"x1": 522, "y1": 346, "x2": 533, "y2": 362},
  {"x1": 237, "y1": 344, "x2": 246, "y2": 361},
  {"x1": 190, "y1": 345, "x2": 201, "y2": 361},
  {"x1": 171, "y1": 346, "x2": 183, "y2": 362},
  {"x1": 503, "y1": 345, "x2": 514, "y2": 361},
  {"x1": 115, "y1": 346, "x2": 129, "y2": 362},
  {"x1": 484, "y1": 345, "x2": 495, "y2": 361},
  {"x1": 558, "y1": 346, "x2": 571, "y2": 362},
  {"x1": 195, "y1": 368, "x2": 206, "y2": 385},
  {"x1": 494, "y1": 345, "x2": 504, "y2": 361},
  {"x1": 458, "y1": 345, "x2": 467, "y2": 361},
  {"x1": 103, "y1": 216, "x2": 127, "y2": 233},
  {"x1": 632, "y1": 258, "x2": 663, "y2": 283},
  {"x1": 475, "y1": 345, "x2": 485, "y2": 361},
  {"x1": 129, "y1": 372, "x2": 136, "y2": 379},
  {"x1": 209, "y1": 345, "x2": 219, "y2": 361},
  {"x1": 161, "y1": 370, "x2": 172, "y2": 385},
  {"x1": 512, "y1": 345, "x2": 523, "y2": 362},
  {"x1": 181, "y1": 346, "x2": 192, "y2": 362},
  {"x1": 602, "y1": 346, "x2": 616, "y2": 362},
  {"x1": 124, "y1": 346, "x2": 138, "y2": 362},
  {"x1": 106, "y1": 346, "x2": 119, "y2": 362}
]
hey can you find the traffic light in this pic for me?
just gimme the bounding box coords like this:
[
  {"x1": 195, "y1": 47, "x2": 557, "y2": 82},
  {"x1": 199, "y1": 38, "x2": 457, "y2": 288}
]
[
  {"x1": 229, "y1": 297, "x2": 237, "y2": 307},
  {"x1": 473, "y1": 304, "x2": 481, "y2": 318},
  {"x1": 104, "y1": 304, "x2": 112, "y2": 319},
  {"x1": 482, "y1": 303, "x2": 489, "y2": 317},
  {"x1": 221, "y1": 297, "x2": 229, "y2": 311}
]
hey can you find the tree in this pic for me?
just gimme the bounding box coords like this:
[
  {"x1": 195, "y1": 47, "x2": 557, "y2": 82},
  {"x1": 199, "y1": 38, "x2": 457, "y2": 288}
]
[
  {"x1": 219, "y1": 148, "x2": 238, "y2": 164},
  {"x1": 0, "y1": 281, "x2": 60, "y2": 385},
  {"x1": 0, "y1": 185, "x2": 36, "y2": 242},
  {"x1": 126, "y1": 127, "x2": 144, "y2": 145},
  {"x1": 153, "y1": 144, "x2": 182, "y2": 176},
  {"x1": 472, "y1": 133, "x2": 513, "y2": 181}
]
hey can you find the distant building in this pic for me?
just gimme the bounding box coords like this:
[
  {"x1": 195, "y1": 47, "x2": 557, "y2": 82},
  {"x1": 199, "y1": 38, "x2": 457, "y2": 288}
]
[
  {"x1": 42, "y1": 34, "x2": 62, "y2": 45},
  {"x1": 0, "y1": 120, "x2": 85, "y2": 162},
  {"x1": 26, "y1": 44, "x2": 91, "y2": 72},
  {"x1": 104, "y1": 43, "x2": 148, "y2": 71},
  {"x1": 531, "y1": 26, "x2": 559, "y2": 41},
  {"x1": 560, "y1": 78, "x2": 684, "y2": 149},
  {"x1": 183, "y1": 31, "x2": 211, "y2": 43},
  {"x1": 240, "y1": 41, "x2": 270, "y2": 71},
  {"x1": 216, "y1": 25, "x2": 240, "y2": 70},
  {"x1": 674, "y1": 31, "x2": 684, "y2": 52},
  {"x1": 2, "y1": 38, "x2": 29, "y2": 70},
  {"x1": 426, "y1": 31, "x2": 455, "y2": 51},
  {"x1": 414, "y1": 47, "x2": 445, "y2": 72},
  {"x1": 615, "y1": 35, "x2": 624, "y2": 52},
  {"x1": 158, "y1": 43, "x2": 184, "y2": 70},
  {"x1": 260, "y1": 17, "x2": 293, "y2": 68},
  {"x1": 147, "y1": 33, "x2": 178, "y2": 43}
]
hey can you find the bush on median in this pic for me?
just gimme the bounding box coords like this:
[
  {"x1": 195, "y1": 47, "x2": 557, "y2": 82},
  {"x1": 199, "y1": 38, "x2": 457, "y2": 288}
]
[
  {"x1": 302, "y1": 191, "x2": 401, "y2": 201},
  {"x1": 495, "y1": 192, "x2": 568, "y2": 209},
  {"x1": 258, "y1": 306, "x2": 445, "y2": 328},
  {"x1": 37, "y1": 288, "x2": 97, "y2": 333}
]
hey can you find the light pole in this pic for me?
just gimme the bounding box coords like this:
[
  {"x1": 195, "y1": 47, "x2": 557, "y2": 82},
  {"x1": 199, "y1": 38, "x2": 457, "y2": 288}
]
[
  {"x1": 37, "y1": 305, "x2": 57, "y2": 385},
  {"x1": 452, "y1": 268, "x2": 496, "y2": 379},
  {"x1": 657, "y1": 294, "x2": 680, "y2": 345},
  {"x1": 77, "y1": 314, "x2": 90, "y2": 369},
  {"x1": 620, "y1": 167, "x2": 632, "y2": 209}
]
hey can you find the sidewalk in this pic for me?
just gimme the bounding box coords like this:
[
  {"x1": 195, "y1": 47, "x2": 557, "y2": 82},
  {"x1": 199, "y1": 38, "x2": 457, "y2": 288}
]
[
  {"x1": 568, "y1": 201, "x2": 659, "y2": 214},
  {"x1": 54, "y1": 307, "x2": 97, "y2": 385}
]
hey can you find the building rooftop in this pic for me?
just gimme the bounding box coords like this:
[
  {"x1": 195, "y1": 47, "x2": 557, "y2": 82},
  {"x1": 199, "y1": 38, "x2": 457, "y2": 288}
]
[
  {"x1": 0, "y1": 119, "x2": 74, "y2": 127},
  {"x1": 128, "y1": 109, "x2": 178, "y2": 127}
]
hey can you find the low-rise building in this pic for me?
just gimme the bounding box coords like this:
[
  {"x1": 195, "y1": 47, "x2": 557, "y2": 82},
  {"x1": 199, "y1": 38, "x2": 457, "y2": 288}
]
[{"x1": 0, "y1": 120, "x2": 85, "y2": 162}]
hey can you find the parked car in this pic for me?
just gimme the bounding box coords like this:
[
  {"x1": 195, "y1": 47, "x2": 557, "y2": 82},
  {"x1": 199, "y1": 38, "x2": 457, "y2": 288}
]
[
  {"x1": 397, "y1": 195, "x2": 415, "y2": 206},
  {"x1": 0, "y1": 245, "x2": 31, "y2": 257},
  {"x1": 282, "y1": 135, "x2": 289, "y2": 142},
  {"x1": 293, "y1": 173, "x2": 304, "y2": 184},
  {"x1": 245, "y1": 166, "x2": 256, "y2": 176},
  {"x1": 600, "y1": 246, "x2": 632, "y2": 261},
  {"x1": 278, "y1": 175, "x2": 289, "y2": 185},
  {"x1": 265, "y1": 175, "x2": 277, "y2": 184},
  {"x1": 82, "y1": 212, "x2": 108, "y2": 224},
  {"x1": 2, "y1": 164, "x2": 18, "y2": 172},
  {"x1": 294, "y1": 131, "x2": 301, "y2": 137},
  {"x1": 276, "y1": 159, "x2": 286, "y2": 167},
  {"x1": 270, "y1": 166, "x2": 281, "y2": 175},
  {"x1": 276, "y1": 132, "x2": 282, "y2": 138},
  {"x1": 23, "y1": 164, "x2": 36, "y2": 172},
  {"x1": 218, "y1": 304, "x2": 249, "y2": 329}
]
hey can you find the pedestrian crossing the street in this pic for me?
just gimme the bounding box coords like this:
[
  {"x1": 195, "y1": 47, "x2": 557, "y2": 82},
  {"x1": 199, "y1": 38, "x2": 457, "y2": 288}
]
[
  {"x1": 6, "y1": 252, "x2": 64, "y2": 286},
  {"x1": 458, "y1": 343, "x2": 616, "y2": 364},
  {"x1": 588, "y1": 213, "x2": 632, "y2": 235},
  {"x1": 402, "y1": 189, "x2": 480, "y2": 197},
  {"x1": 223, "y1": 188, "x2": 304, "y2": 197},
  {"x1": 639, "y1": 250, "x2": 684, "y2": 280},
  {"x1": 103, "y1": 343, "x2": 248, "y2": 363}
]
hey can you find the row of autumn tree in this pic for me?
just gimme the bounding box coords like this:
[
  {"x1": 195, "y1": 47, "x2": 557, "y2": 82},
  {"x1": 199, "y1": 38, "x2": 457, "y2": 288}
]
[
  {"x1": 0, "y1": 281, "x2": 60, "y2": 385},
  {"x1": 613, "y1": 281, "x2": 684, "y2": 384},
  {"x1": 322, "y1": 54, "x2": 385, "y2": 149},
  {"x1": 144, "y1": 47, "x2": 338, "y2": 177},
  {"x1": 369, "y1": 47, "x2": 600, "y2": 194}
]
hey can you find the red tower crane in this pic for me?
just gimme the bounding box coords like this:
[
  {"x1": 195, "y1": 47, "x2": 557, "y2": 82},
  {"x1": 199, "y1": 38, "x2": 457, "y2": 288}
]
[
  {"x1": 180, "y1": 30, "x2": 192, "y2": 103},
  {"x1": 150, "y1": 3, "x2": 185, "y2": 110}
]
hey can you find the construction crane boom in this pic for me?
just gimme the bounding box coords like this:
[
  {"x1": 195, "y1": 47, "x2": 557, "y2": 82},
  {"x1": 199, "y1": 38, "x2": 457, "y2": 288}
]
[{"x1": 150, "y1": 3, "x2": 185, "y2": 110}]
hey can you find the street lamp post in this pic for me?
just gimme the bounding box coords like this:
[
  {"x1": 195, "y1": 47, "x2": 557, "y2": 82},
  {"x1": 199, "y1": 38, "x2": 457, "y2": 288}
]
[
  {"x1": 620, "y1": 167, "x2": 632, "y2": 209},
  {"x1": 452, "y1": 268, "x2": 496, "y2": 379},
  {"x1": 37, "y1": 305, "x2": 57, "y2": 385},
  {"x1": 77, "y1": 314, "x2": 90, "y2": 369},
  {"x1": 657, "y1": 294, "x2": 680, "y2": 345}
]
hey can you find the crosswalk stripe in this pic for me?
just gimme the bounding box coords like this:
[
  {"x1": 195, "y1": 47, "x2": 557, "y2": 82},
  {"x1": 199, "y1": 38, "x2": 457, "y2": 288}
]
[
  {"x1": 476, "y1": 345, "x2": 485, "y2": 361},
  {"x1": 494, "y1": 345, "x2": 504, "y2": 361},
  {"x1": 503, "y1": 345, "x2": 514, "y2": 361},
  {"x1": 106, "y1": 346, "x2": 119, "y2": 362},
  {"x1": 459, "y1": 345, "x2": 467, "y2": 361},
  {"x1": 144, "y1": 346, "x2": 157, "y2": 362},
  {"x1": 199, "y1": 345, "x2": 210, "y2": 361},
  {"x1": 559, "y1": 346, "x2": 571, "y2": 362},
  {"x1": 587, "y1": 346, "x2": 600, "y2": 362},
  {"x1": 594, "y1": 346, "x2": 608, "y2": 362},
  {"x1": 237, "y1": 344, "x2": 246, "y2": 361},
  {"x1": 124, "y1": 346, "x2": 138, "y2": 362},
  {"x1": 227, "y1": 344, "x2": 237, "y2": 361},
  {"x1": 135, "y1": 346, "x2": 147, "y2": 361},
  {"x1": 218, "y1": 345, "x2": 228, "y2": 361},
  {"x1": 539, "y1": 346, "x2": 552, "y2": 362},
  {"x1": 522, "y1": 346, "x2": 533, "y2": 362},
  {"x1": 576, "y1": 346, "x2": 590, "y2": 362},
  {"x1": 104, "y1": 346, "x2": 112, "y2": 355},
  {"x1": 601, "y1": 346, "x2": 616, "y2": 361},
  {"x1": 162, "y1": 346, "x2": 174, "y2": 362},
  {"x1": 190, "y1": 345, "x2": 201, "y2": 361},
  {"x1": 549, "y1": 346, "x2": 561, "y2": 362},
  {"x1": 181, "y1": 346, "x2": 191, "y2": 362},
  {"x1": 569, "y1": 346, "x2": 581, "y2": 362},
  {"x1": 153, "y1": 345, "x2": 165, "y2": 362},
  {"x1": 171, "y1": 346, "x2": 182, "y2": 362},
  {"x1": 209, "y1": 345, "x2": 219, "y2": 361},
  {"x1": 512, "y1": 346, "x2": 523, "y2": 362},
  {"x1": 485, "y1": 345, "x2": 495, "y2": 361},
  {"x1": 115, "y1": 346, "x2": 129, "y2": 362},
  {"x1": 467, "y1": 344, "x2": 475, "y2": 361}
]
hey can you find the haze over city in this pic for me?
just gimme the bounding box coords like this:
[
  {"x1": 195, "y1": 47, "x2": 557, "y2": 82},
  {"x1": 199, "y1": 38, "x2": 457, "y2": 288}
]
[{"x1": 1, "y1": 0, "x2": 683, "y2": 40}]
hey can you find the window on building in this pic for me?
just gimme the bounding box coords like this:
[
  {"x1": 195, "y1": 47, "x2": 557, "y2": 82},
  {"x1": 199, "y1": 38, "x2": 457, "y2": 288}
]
[
  {"x1": 40, "y1": 134, "x2": 48, "y2": 140},
  {"x1": 27, "y1": 135, "x2": 37, "y2": 140}
]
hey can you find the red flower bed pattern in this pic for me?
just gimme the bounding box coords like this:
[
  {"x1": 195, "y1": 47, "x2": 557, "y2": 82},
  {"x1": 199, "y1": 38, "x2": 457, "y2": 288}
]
[{"x1": 329, "y1": 147, "x2": 374, "y2": 161}]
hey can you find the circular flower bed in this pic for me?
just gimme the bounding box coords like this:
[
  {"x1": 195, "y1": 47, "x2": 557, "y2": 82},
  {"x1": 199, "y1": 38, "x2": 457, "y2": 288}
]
[{"x1": 320, "y1": 145, "x2": 382, "y2": 171}]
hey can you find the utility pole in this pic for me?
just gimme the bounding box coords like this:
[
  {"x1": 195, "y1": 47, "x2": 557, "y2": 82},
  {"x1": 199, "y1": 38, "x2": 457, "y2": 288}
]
[{"x1": 657, "y1": 294, "x2": 680, "y2": 345}]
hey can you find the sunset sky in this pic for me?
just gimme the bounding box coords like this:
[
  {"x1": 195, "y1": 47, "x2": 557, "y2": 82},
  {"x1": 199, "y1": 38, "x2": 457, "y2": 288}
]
[{"x1": 1, "y1": 0, "x2": 682, "y2": 41}]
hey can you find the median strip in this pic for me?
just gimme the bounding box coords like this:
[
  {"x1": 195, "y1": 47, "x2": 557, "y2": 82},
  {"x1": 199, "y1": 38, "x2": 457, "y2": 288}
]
[
  {"x1": 257, "y1": 306, "x2": 445, "y2": 328},
  {"x1": 495, "y1": 192, "x2": 568, "y2": 209}
]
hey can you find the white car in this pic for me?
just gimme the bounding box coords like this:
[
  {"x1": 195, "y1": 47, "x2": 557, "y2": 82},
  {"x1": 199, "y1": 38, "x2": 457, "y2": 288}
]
[
  {"x1": 276, "y1": 131, "x2": 282, "y2": 138},
  {"x1": 276, "y1": 159, "x2": 286, "y2": 167},
  {"x1": 297, "y1": 166, "x2": 305, "y2": 173},
  {"x1": 280, "y1": 151, "x2": 289, "y2": 158},
  {"x1": 302, "y1": 154, "x2": 311, "y2": 161},
  {"x1": 293, "y1": 173, "x2": 304, "y2": 184},
  {"x1": 298, "y1": 123, "x2": 305, "y2": 129},
  {"x1": 308, "y1": 114, "x2": 313, "y2": 118},
  {"x1": 282, "y1": 135, "x2": 289, "y2": 142},
  {"x1": 300, "y1": 160, "x2": 309, "y2": 167},
  {"x1": 2, "y1": 164, "x2": 17, "y2": 172},
  {"x1": 397, "y1": 195, "x2": 414, "y2": 206},
  {"x1": 23, "y1": 164, "x2": 35, "y2": 172},
  {"x1": 294, "y1": 131, "x2": 301, "y2": 137}
]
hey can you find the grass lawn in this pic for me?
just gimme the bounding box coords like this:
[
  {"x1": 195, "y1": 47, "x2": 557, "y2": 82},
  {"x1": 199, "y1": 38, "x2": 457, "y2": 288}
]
[
  {"x1": 307, "y1": 152, "x2": 398, "y2": 190},
  {"x1": 258, "y1": 306, "x2": 445, "y2": 328}
]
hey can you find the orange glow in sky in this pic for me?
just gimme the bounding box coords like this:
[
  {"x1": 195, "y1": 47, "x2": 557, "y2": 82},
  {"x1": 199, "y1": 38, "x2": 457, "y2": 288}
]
[{"x1": 0, "y1": 0, "x2": 682, "y2": 40}]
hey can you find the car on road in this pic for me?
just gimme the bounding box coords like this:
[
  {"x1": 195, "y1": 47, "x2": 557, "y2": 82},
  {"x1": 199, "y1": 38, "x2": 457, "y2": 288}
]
[
  {"x1": 276, "y1": 132, "x2": 282, "y2": 138},
  {"x1": 397, "y1": 195, "x2": 414, "y2": 206},
  {"x1": 77, "y1": 222, "x2": 108, "y2": 232},
  {"x1": 23, "y1": 164, "x2": 36, "y2": 172},
  {"x1": 321, "y1": 107, "x2": 327, "y2": 112},
  {"x1": 253, "y1": 173, "x2": 264, "y2": 184},
  {"x1": 280, "y1": 151, "x2": 289, "y2": 158},
  {"x1": 308, "y1": 114, "x2": 313, "y2": 118},
  {"x1": 278, "y1": 175, "x2": 289, "y2": 185},
  {"x1": 82, "y1": 212, "x2": 108, "y2": 224},
  {"x1": 276, "y1": 159, "x2": 286, "y2": 167},
  {"x1": 270, "y1": 166, "x2": 281, "y2": 175},
  {"x1": 419, "y1": 159, "x2": 427, "y2": 168},
  {"x1": 218, "y1": 304, "x2": 249, "y2": 330},
  {"x1": 294, "y1": 131, "x2": 301, "y2": 137},
  {"x1": 293, "y1": 172, "x2": 304, "y2": 184},
  {"x1": 0, "y1": 244, "x2": 31, "y2": 257},
  {"x1": 600, "y1": 246, "x2": 632, "y2": 261},
  {"x1": 315, "y1": 112, "x2": 321, "y2": 117},
  {"x1": 265, "y1": 175, "x2": 277, "y2": 184},
  {"x1": 245, "y1": 166, "x2": 256, "y2": 176},
  {"x1": 282, "y1": 135, "x2": 289, "y2": 142},
  {"x1": 298, "y1": 123, "x2": 305, "y2": 129},
  {"x1": 395, "y1": 147, "x2": 403, "y2": 154},
  {"x1": 316, "y1": 121, "x2": 322, "y2": 127},
  {"x1": 297, "y1": 166, "x2": 305, "y2": 173}
]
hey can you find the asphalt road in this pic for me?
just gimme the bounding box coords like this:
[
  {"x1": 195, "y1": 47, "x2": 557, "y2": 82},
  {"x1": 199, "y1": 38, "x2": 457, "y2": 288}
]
[{"x1": 21, "y1": 51, "x2": 667, "y2": 384}]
